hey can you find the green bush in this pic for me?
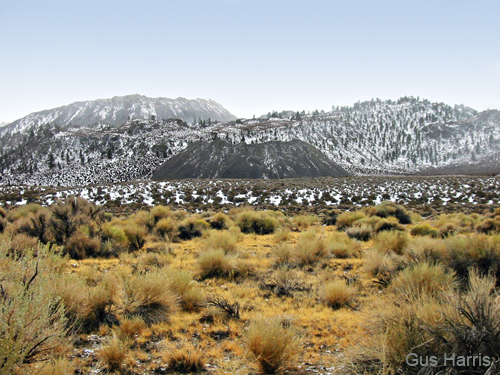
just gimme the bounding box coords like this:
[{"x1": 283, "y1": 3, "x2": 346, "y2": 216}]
[
  {"x1": 209, "y1": 212, "x2": 231, "y2": 230},
  {"x1": 374, "y1": 218, "x2": 405, "y2": 233},
  {"x1": 336, "y1": 210, "x2": 366, "y2": 230},
  {"x1": 236, "y1": 211, "x2": 280, "y2": 235},
  {"x1": 6, "y1": 203, "x2": 44, "y2": 222},
  {"x1": 150, "y1": 205, "x2": 172, "y2": 223},
  {"x1": 155, "y1": 217, "x2": 178, "y2": 241},
  {"x1": 123, "y1": 224, "x2": 147, "y2": 250},
  {"x1": 178, "y1": 216, "x2": 210, "y2": 240},
  {"x1": 410, "y1": 223, "x2": 439, "y2": 237}
]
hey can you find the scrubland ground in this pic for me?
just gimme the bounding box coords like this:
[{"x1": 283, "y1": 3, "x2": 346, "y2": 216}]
[{"x1": 1, "y1": 197, "x2": 500, "y2": 375}]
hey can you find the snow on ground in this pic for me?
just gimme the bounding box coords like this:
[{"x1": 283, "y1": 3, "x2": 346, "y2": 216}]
[{"x1": 0, "y1": 176, "x2": 498, "y2": 209}]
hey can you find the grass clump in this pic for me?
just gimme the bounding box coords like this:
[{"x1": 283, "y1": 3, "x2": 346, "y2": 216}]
[
  {"x1": 115, "y1": 317, "x2": 146, "y2": 342},
  {"x1": 97, "y1": 337, "x2": 129, "y2": 372},
  {"x1": 372, "y1": 230, "x2": 409, "y2": 255},
  {"x1": 350, "y1": 269, "x2": 500, "y2": 375},
  {"x1": 197, "y1": 249, "x2": 253, "y2": 280},
  {"x1": 121, "y1": 272, "x2": 179, "y2": 324},
  {"x1": 273, "y1": 243, "x2": 294, "y2": 266},
  {"x1": 165, "y1": 269, "x2": 204, "y2": 312},
  {"x1": 166, "y1": 344, "x2": 205, "y2": 373},
  {"x1": 37, "y1": 358, "x2": 76, "y2": 375},
  {"x1": 203, "y1": 229, "x2": 239, "y2": 253},
  {"x1": 389, "y1": 262, "x2": 457, "y2": 301},
  {"x1": 197, "y1": 249, "x2": 234, "y2": 279},
  {"x1": 293, "y1": 229, "x2": 328, "y2": 266},
  {"x1": 323, "y1": 280, "x2": 357, "y2": 309},
  {"x1": 246, "y1": 316, "x2": 299, "y2": 374},
  {"x1": 58, "y1": 276, "x2": 118, "y2": 333},
  {"x1": 293, "y1": 214, "x2": 319, "y2": 230}
]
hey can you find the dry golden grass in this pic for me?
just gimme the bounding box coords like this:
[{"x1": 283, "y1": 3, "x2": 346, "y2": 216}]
[
  {"x1": 97, "y1": 337, "x2": 129, "y2": 372},
  {"x1": 163, "y1": 343, "x2": 206, "y2": 372},
  {"x1": 5, "y1": 200, "x2": 497, "y2": 375},
  {"x1": 246, "y1": 316, "x2": 300, "y2": 374},
  {"x1": 322, "y1": 280, "x2": 357, "y2": 309}
]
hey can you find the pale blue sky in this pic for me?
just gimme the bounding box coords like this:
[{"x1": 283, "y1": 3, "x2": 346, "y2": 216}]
[{"x1": 0, "y1": 0, "x2": 499, "y2": 122}]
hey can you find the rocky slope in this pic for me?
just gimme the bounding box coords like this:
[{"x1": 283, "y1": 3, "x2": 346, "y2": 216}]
[{"x1": 152, "y1": 139, "x2": 349, "y2": 179}]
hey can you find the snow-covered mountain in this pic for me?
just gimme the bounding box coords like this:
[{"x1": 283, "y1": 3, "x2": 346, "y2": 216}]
[
  {"x1": 0, "y1": 96, "x2": 499, "y2": 186},
  {"x1": 0, "y1": 94, "x2": 237, "y2": 136}
]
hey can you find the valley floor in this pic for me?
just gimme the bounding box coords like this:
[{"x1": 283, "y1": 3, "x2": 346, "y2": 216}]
[{"x1": 1, "y1": 183, "x2": 500, "y2": 375}]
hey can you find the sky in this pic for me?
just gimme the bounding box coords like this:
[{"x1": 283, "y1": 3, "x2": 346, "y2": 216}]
[{"x1": 0, "y1": 0, "x2": 499, "y2": 122}]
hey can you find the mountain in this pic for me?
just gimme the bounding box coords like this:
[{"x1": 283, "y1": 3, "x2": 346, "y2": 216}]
[
  {"x1": 0, "y1": 96, "x2": 499, "y2": 186},
  {"x1": 152, "y1": 139, "x2": 350, "y2": 179},
  {"x1": 0, "y1": 94, "x2": 237, "y2": 136},
  {"x1": 0, "y1": 122, "x2": 9, "y2": 129}
]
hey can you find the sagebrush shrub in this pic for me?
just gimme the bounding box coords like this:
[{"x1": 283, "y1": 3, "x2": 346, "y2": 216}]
[
  {"x1": 209, "y1": 212, "x2": 231, "y2": 230},
  {"x1": 64, "y1": 232, "x2": 101, "y2": 259},
  {"x1": 293, "y1": 214, "x2": 319, "y2": 229},
  {"x1": 155, "y1": 217, "x2": 178, "y2": 241},
  {"x1": 0, "y1": 243, "x2": 69, "y2": 373},
  {"x1": 336, "y1": 210, "x2": 366, "y2": 230},
  {"x1": 178, "y1": 216, "x2": 210, "y2": 240},
  {"x1": 410, "y1": 223, "x2": 439, "y2": 237},
  {"x1": 346, "y1": 224, "x2": 373, "y2": 241},
  {"x1": 236, "y1": 210, "x2": 280, "y2": 234},
  {"x1": 374, "y1": 218, "x2": 405, "y2": 233},
  {"x1": 123, "y1": 223, "x2": 147, "y2": 250},
  {"x1": 150, "y1": 205, "x2": 172, "y2": 223}
]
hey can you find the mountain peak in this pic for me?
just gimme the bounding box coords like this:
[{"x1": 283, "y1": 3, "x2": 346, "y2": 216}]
[{"x1": 0, "y1": 95, "x2": 237, "y2": 136}]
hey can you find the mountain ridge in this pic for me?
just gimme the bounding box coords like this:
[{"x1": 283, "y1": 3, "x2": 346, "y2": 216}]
[
  {"x1": 0, "y1": 94, "x2": 237, "y2": 136},
  {"x1": 0, "y1": 96, "x2": 498, "y2": 186}
]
